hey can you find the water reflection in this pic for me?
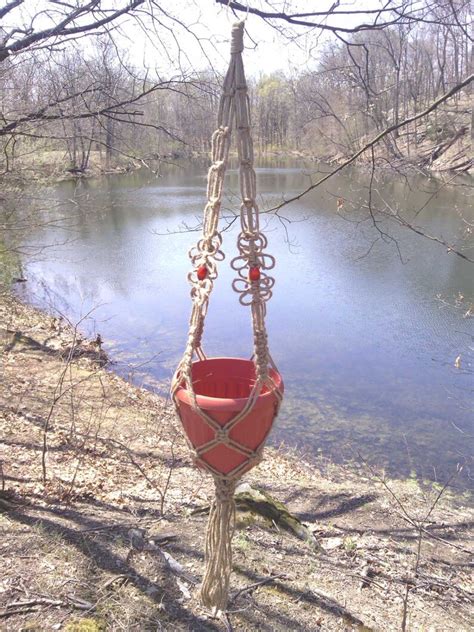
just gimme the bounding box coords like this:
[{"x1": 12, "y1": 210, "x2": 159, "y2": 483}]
[{"x1": 15, "y1": 159, "x2": 474, "y2": 489}]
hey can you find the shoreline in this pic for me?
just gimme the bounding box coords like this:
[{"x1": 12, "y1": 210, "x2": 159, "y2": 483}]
[
  {"x1": 2, "y1": 144, "x2": 472, "y2": 186},
  {"x1": 8, "y1": 286, "x2": 473, "y2": 501},
  {"x1": 1, "y1": 291, "x2": 473, "y2": 630}
]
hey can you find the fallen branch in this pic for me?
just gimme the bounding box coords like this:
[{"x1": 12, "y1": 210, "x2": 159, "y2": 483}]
[
  {"x1": 1, "y1": 595, "x2": 93, "y2": 618},
  {"x1": 192, "y1": 483, "x2": 323, "y2": 552},
  {"x1": 230, "y1": 573, "x2": 286, "y2": 603}
]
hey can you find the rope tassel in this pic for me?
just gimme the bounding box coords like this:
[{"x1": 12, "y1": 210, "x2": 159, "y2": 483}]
[{"x1": 200, "y1": 478, "x2": 236, "y2": 612}]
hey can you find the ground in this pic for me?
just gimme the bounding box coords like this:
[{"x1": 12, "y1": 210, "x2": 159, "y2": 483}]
[
  {"x1": 318, "y1": 101, "x2": 473, "y2": 174},
  {"x1": 0, "y1": 294, "x2": 472, "y2": 631}
]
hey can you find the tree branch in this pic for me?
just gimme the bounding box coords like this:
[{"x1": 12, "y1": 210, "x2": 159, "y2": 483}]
[
  {"x1": 0, "y1": 0, "x2": 145, "y2": 62},
  {"x1": 0, "y1": 0, "x2": 23, "y2": 21}
]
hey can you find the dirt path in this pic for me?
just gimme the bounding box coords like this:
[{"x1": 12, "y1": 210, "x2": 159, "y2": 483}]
[{"x1": 1, "y1": 295, "x2": 472, "y2": 631}]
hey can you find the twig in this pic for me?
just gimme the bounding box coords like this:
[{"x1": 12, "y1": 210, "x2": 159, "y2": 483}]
[
  {"x1": 230, "y1": 573, "x2": 286, "y2": 603},
  {"x1": 357, "y1": 453, "x2": 462, "y2": 632},
  {"x1": 1, "y1": 595, "x2": 94, "y2": 618},
  {"x1": 41, "y1": 307, "x2": 100, "y2": 483},
  {"x1": 98, "y1": 433, "x2": 174, "y2": 516},
  {"x1": 78, "y1": 522, "x2": 135, "y2": 533}
]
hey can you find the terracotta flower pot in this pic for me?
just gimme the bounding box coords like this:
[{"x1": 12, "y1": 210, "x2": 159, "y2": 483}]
[{"x1": 175, "y1": 357, "x2": 283, "y2": 476}]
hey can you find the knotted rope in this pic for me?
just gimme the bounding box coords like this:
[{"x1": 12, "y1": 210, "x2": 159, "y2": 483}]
[{"x1": 171, "y1": 21, "x2": 283, "y2": 614}]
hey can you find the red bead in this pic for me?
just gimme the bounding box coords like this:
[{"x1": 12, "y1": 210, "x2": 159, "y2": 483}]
[
  {"x1": 197, "y1": 265, "x2": 208, "y2": 281},
  {"x1": 249, "y1": 266, "x2": 260, "y2": 281}
]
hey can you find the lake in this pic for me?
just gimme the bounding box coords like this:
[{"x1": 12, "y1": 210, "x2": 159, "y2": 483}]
[{"x1": 13, "y1": 159, "x2": 474, "y2": 490}]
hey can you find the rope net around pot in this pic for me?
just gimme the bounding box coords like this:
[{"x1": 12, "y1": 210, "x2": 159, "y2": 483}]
[{"x1": 171, "y1": 21, "x2": 284, "y2": 614}]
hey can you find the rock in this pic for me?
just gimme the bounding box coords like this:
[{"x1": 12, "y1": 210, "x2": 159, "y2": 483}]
[
  {"x1": 324, "y1": 537, "x2": 343, "y2": 550},
  {"x1": 234, "y1": 483, "x2": 323, "y2": 552}
]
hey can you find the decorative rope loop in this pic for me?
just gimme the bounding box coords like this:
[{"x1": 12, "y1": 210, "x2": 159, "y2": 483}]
[{"x1": 215, "y1": 428, "x2": 228, "y2": 443}]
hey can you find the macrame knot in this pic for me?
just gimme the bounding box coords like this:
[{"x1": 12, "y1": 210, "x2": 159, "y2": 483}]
[
  {"x1": 212, "y1": 478, "x2": 236, "y2": 504},
  {"x1": 230, "y1": 21, "x2": 244, "y2": 54},
  {"x1": 254, "y1": 330, "x2": 269, "y2": 379},
  {"x1": 215, "y1": 427, "x2": 228, "y2": 443},
  {"x1": 210, "y1": 162, "x2": 224, "y2": 176},
  {"x1": 255, "y1": 328, "x2": 268, "y2": 346},
  {"x1": 193, "y1": 319, "x2": 204, "y2": 345}
]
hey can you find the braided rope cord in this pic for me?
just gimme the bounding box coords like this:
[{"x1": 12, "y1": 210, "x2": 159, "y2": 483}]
[{"x1": 171, "y1": 21, "x2": 282, "y2": 481}]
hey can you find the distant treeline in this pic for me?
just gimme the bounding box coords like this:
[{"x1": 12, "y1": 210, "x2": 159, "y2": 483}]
[{"x1": 1, "y1": 1, "x2": 471, "y2": 175}]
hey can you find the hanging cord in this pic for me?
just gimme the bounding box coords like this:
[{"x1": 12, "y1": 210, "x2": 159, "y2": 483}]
[
  {"x1": 228, "y1": 22, "x2": 277, "y2": 384},
  {"x1": 171, "y1": 20, "x2": 281, "y2": 422},
  {"x1": 171, "y1": 21, "x2": 283, "y2": 614},
  {"x1": 171, "y1": 23, "x2": 238, "y2": 389}
]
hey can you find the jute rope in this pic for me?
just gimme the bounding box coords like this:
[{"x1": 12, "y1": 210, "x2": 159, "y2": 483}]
[
  {"x1": 200, "y1": 478, "x2": 236, "y2": 611},
  {"x1": 171, "y1": 21, "x2": 283, "y2": 614}
]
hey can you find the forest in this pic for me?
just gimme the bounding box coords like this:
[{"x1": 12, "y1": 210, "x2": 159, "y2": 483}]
[{"x1": 1, "y1": 0, "x2": 472, "y2": 178}]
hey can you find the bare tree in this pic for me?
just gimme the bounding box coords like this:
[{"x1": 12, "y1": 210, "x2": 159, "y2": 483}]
[
  {"x1": 1, "y1": 0, "x2": 472, "y2": 265},
  {"x1": 214, "y1": 0, "x2": 473, "y2": 262}
]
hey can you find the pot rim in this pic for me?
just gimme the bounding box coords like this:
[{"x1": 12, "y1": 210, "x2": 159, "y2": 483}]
[{"x1": 174, "y1": 357, "x2": 283, "y2": 411}]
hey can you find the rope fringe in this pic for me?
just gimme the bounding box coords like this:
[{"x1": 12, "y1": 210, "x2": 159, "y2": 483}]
[{"x1": 200, "y1": 478, "x2": 236, "y2": 613}]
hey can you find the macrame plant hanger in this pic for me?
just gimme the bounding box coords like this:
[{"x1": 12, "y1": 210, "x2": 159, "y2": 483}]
[{"x1": 171, "y1": 21, "x2": 284, "y2": 613}]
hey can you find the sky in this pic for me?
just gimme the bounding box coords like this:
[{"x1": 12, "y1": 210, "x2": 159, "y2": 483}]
[
  {"x1": 3, "y1": 0, "x2": 387, "y2": 77},
  {"x1": 144, "y1": 0, "x2": 321, "y2": 76},
  {"x1": 107, "y1": 0, "x2": 329, "y2": 77}
]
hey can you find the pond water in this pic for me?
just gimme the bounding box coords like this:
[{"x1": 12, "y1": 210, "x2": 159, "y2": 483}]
[{"x1": 14, "y1": 159, "x2": 474, "y2": 489}]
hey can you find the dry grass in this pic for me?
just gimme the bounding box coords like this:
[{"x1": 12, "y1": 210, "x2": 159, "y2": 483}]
[
  {"x1": 1, "y1": 295, "x2": 472, "y2": 631},
  {"x1": 4, "y1": 149, "x2": 136, "y2": 183}
]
